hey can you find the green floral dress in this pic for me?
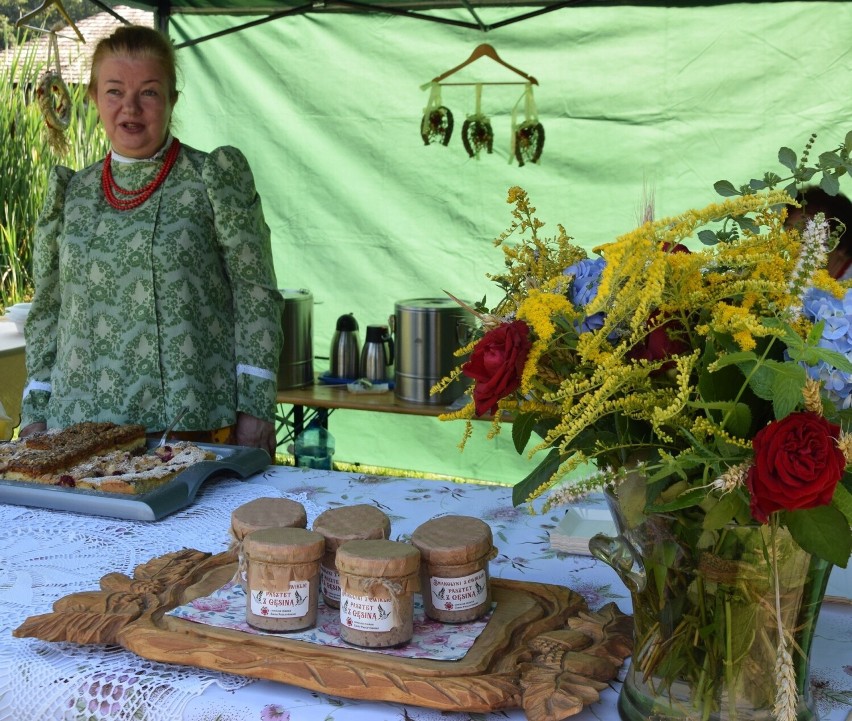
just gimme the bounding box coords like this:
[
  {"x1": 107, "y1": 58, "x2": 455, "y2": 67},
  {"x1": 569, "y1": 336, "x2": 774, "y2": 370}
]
[{"x1": 21, "y1": 143, "x2": 283, "y2": 432}]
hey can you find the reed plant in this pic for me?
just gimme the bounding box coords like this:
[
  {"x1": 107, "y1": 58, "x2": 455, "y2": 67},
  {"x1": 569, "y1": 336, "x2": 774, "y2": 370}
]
[{"x1": 0, "y1": 37, "x2": 108, "y2": 311}]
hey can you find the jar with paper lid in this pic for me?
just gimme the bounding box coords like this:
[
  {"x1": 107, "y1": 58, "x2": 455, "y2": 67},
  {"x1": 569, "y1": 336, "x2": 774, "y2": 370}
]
[
  {"x1": 243, "y1": 527, "x2": 325, "y2": 632},
  {"x1": 335, "y1": 539, "x2": 420, "y2": 648},
  {"x1": 230, "y1": 497, "x2": 307, "y2": 589},
  {"x1": 312, "y1": 504, "x2": 392, "y2": 609},
  {"x1": 411, "y1": 514, "x2": 496, "y2": 623}
]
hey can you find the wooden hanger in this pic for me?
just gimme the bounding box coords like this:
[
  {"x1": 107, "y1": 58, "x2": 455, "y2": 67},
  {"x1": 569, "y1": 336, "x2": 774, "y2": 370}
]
[
  {"x1": 424, "y1": 44, "x2": 538, "y2": 88},
  {"x1": 16, "y1": 0, "x2": 85, "y2": 43}
]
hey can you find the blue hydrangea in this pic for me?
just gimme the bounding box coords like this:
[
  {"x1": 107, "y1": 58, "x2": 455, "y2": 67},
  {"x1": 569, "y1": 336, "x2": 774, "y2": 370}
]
[
  {"x1": 564, "y1": 257, "x2": 607, "y2": 333},
  {"x1": 801, "y1": 287, "x2": 852, "y2": 409}
]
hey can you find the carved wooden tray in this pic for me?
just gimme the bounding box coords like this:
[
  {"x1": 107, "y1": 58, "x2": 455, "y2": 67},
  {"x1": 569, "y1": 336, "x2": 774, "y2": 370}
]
[{"x1": 14, "y1": 549, "x2": 633, "y2": 721}]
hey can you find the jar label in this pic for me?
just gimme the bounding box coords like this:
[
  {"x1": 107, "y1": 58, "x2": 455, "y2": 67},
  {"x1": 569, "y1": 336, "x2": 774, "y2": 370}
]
[
  {"x1": 249, "y1": 580, "x2": 311, "y2": 618},
  {"x1": 429, "y1": 569, "x2": 487, "y2": 612},
  {"x1": 340, "y1": 592, "x2": 395, "y2": 632},
  {"x1": 321, "y1": 565, "x2": 340, "y2": 603}
]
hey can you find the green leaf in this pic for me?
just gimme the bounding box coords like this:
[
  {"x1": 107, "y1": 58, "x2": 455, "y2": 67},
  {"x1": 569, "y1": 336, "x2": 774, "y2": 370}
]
[
  {"x1": 819, "y1": 151, "x2": 843, "y2": 168},
  {"x1": 703, "y1": 493, "x2": 739, "y2": 530},
  {"x1": 618, "y1": 471, "x2": 649, "y2": 529},
  {"x1": 697, "y1": 229, "x2": 718, "y2": 246},
  {"x1": 761, "y1": 317, "x2": 805, "y2": 347},
  {"x1": 804, "y1": 346, "x2": 852, "y2": 373},
  {"x1": 714, "y1": 180, "x2": 740, "y2": 197},
  {"x1": 746, "y1": 363, "x2": 775, "y2": 400},
  {"x1": 511, "y1": 449, "x2": 562, "y2": 506},
  {"x1": 721, "y1": 402, "x2": 752, "y2": 438},
  {"x1": 734, "y1": 215, "x2": 760, "y2": 234},
  {"x1": 694, "y1": 359, "x2": 755, "y2": 437},
  {"x1": 790, "y1": 346, "x2": 852, "y2": 373},
  {"x1": 511, "y1": 412, "x2": 536, "y2": 454},
  {"x1": 785, "y1": 505, "x2": 852, "y2": 568},
  {"x1": 748, "y1": 178, "x2": 767, "y2": 190},
  {"x1": 806, "y1": 319, "x2": 825, "y2": 346},
  {"x1": 709, "y1": 350, "x2": 759, "y2": 370},
  {"x1": 778, "y1": 146, "x2": 797, "y2": 170},
  {"x1": 832, "y1": 478, "x2": 852, "y2": 528},
  {"x1": 741, "y1": 357, "x2": 806, "y2": 414},
  {"x1": 649, "y1": 486, "x2": 706, "y2": 512},
  {"x1": 769, "y1": 361, "x2": 807, "y2": 418},
  {"x1": 763, "y1": 171, "x2": 783, "y2": 187},
  {"x1": 820, "y1": 172, "x2": 840, "y2": 196},
  {"x1": 845, "y1": 130, "x2": 852, "y2": 150}
]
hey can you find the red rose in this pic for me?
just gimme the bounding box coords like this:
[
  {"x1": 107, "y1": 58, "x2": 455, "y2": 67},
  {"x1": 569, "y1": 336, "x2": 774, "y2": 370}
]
[
  {"x1": 462, "y1": 320, "x2": 532, "y2": 416},
  {"x1": 629, "y1": 244, "x2": 691, "y2": 369},
  {"x1": 746, "y1": 411, "x2": 846, "y2": 523},
  {"x1": 661, "y1": 242, "x2": 690, "y2": 254},
  {"x1": 629, "y1": 312, "x2": 690, "y2": 369}
]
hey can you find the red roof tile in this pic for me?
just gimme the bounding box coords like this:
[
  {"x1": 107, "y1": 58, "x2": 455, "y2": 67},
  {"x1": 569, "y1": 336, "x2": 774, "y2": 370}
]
[{"x1": 2, "y1": 5, "x2": 154, "y2": 84}]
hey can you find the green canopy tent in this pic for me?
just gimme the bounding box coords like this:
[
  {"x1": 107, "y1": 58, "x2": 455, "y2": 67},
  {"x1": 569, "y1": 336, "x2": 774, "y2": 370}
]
[{"x1": 89, "y1": 0, "x2": 852, "y2": 483}]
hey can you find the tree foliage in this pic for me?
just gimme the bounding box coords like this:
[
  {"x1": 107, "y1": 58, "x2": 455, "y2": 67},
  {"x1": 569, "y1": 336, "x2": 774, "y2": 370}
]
[
  {"x1": 1, "y1": 41, "x2": 109, "y2": 309},
  {"x1": 1, "y1": 0, "x2": 95, "y2": 49}
]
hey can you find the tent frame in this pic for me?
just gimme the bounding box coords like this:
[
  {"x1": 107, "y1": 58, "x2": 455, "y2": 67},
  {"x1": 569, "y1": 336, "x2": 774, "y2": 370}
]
[{"x1": 83, "y1": 0, "x2": 846, "y2": 46}]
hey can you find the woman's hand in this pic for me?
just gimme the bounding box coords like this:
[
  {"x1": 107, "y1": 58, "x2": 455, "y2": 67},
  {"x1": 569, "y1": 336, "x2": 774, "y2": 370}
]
[
  {"x1": 19, "y1": 422, "x2": 47, "y2": 438},
  {"x1": 235, "y1": 412, "x2": 277, "y2": 459}
]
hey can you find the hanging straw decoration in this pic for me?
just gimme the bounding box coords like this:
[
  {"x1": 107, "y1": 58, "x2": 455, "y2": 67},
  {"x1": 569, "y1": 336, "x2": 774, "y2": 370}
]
[
  {"x1": 510, "y1": 83, "x2": 544, "y2": 166},
  {"x1": 36, "y1": 32, "x2": 72, "y2": 155},
  {"x1": 461, "y1": 84, "x2": 493, "y2": 159},
  {"x1": 420, "y1": 82, "x2": 454, "y2": 146}
]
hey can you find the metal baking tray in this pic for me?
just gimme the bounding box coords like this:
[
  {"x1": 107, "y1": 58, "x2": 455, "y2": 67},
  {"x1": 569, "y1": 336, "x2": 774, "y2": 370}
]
[{"x1": 0, "y1": 442, "x2": 270, "y2": 522}]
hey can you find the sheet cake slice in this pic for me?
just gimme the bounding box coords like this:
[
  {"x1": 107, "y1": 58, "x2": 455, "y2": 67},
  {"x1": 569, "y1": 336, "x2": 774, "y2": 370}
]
[{"x1": 2, "y1": 422, "x2": 147, "y2": 482}]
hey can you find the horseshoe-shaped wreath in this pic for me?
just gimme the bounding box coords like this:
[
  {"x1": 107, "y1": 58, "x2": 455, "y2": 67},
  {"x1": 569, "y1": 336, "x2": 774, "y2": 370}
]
[
  {"x1": 461, "y1": 114, "x2": 494, "y2": 158},
  {"x1": 37, "y1": 71, "x2": 72, "y2": 131},
  {"x1": 421, "y1": 106, "x2": 454, "y2": 146}
]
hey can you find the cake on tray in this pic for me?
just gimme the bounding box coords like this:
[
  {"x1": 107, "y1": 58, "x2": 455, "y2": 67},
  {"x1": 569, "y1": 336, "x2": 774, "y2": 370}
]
[{"x1": 0, "y1": 421, "x2": 216, "y2": 494}]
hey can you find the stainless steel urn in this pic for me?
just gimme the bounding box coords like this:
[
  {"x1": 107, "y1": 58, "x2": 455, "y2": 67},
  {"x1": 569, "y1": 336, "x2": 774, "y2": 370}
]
[
  {"x1": 394, "y1": 298, "x2": 474, "y2": 404},
  {"x1": 277, "y1": 288, "x2": 314, "y2": 390}
]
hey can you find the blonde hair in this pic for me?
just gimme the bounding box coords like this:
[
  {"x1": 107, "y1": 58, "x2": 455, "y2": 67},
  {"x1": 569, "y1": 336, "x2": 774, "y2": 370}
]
[{"x1": 88, "y1": 25, "x2": 178, "y2": 104}]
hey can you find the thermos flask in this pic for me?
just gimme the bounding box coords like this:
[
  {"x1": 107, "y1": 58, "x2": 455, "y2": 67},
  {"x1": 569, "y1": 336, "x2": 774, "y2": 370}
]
[
  {"x1": 359, "y1": 324, "x2": 395, "y2": 382},
  {"x1": 329, "y1": 313, "x2": 360, "y2": 379}
]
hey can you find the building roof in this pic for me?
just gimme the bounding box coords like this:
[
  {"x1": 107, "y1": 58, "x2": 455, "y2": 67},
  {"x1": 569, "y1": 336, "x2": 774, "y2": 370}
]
[{"x1": 2, "y1": 5, "x2": 154, "y2": 84}]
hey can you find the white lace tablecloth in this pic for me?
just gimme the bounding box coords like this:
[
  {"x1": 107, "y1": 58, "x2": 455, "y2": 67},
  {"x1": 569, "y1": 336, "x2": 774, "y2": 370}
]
[{"x1": 1, "y1": 464, "x2": 850, "y2": 721}]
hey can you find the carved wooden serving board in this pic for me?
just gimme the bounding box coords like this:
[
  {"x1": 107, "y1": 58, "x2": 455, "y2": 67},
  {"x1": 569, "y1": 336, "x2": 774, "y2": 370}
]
[{"x1": 14, "y1": 549, "x2": 632, "y2": 721}]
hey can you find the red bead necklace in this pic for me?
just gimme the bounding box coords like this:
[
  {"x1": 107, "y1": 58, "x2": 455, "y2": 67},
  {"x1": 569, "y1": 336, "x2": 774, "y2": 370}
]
[{"x1": 101, "y1": 139, "x2": 182, "y2": 211}]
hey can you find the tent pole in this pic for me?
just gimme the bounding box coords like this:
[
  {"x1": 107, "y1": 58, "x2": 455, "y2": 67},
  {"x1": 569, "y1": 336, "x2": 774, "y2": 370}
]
[
  {"x1": 152, "y1": 0, "x2": 170, "y2": 34},
  {"x1": 83, "y1": 0, "x2": 134, "y2": 24},
  {"x1": 458, "y1": 0, "x2": 487, "y2": 31},
  {"x1": 320, "y1": 0, "x2": 484, "y2": 30},
  {"x1": 487, "y1": 0, "x2": 586, "y2": 30},
  {"x1": 172, "y1": 4, "x2": 313, "y2": 48}
]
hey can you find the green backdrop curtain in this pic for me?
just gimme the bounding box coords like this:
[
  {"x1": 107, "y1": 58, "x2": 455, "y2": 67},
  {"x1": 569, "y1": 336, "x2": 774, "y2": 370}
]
[{"x1": 168, "y1": 1, "x2": 852, "y2": 483}]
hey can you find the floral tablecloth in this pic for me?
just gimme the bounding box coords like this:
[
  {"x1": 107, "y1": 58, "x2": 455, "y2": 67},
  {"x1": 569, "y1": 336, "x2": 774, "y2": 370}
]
[{"x1": 0, "y1": 463, "x2": 849, "y2": 721}]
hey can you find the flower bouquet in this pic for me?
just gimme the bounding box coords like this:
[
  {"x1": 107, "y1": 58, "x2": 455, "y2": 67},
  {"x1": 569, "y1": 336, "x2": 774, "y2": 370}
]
[{"x1": 437, "y1": 132, "x2": 852, "y2": 720}]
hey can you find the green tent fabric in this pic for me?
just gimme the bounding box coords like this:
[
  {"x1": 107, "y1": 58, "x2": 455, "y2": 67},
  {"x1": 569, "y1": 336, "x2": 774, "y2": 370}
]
[{"x1": 161, "y1": 1, "x2": 852, "y2": 484}]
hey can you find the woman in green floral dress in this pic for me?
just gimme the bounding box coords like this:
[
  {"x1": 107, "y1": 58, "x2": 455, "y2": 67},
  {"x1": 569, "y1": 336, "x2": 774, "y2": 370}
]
[{"x1": 19, "y1": 25, "x2": 282, "y2": 457}]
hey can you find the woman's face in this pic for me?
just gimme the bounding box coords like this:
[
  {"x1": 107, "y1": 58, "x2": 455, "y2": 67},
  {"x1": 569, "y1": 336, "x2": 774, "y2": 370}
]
[{"x1": 94, "y1": 55, "x2": 176, "y2": 159}]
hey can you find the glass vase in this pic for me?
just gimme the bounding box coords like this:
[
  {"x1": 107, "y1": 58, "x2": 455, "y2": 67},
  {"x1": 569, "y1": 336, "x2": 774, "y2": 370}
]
[{"x1": 590, "y1": 489, "x2": 833, "y2": 721}]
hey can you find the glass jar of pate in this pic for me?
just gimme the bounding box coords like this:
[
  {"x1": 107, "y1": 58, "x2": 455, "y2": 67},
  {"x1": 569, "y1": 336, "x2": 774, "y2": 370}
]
[
  {"x1": 336, "y1": 539, "x2": 420, "y2": 648},
  {"x1": 411, "y1": 515, "x2": 497, "y2": 623},
  {"x1": 243, "y1": 527, "x2": 325, "y2": 632},
  {"x1": 312, "y1": 504, "x2": 391, "y2": 609},
  {"x1": 230, "y1": 497, "x2": 307, "y2": 589}
]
